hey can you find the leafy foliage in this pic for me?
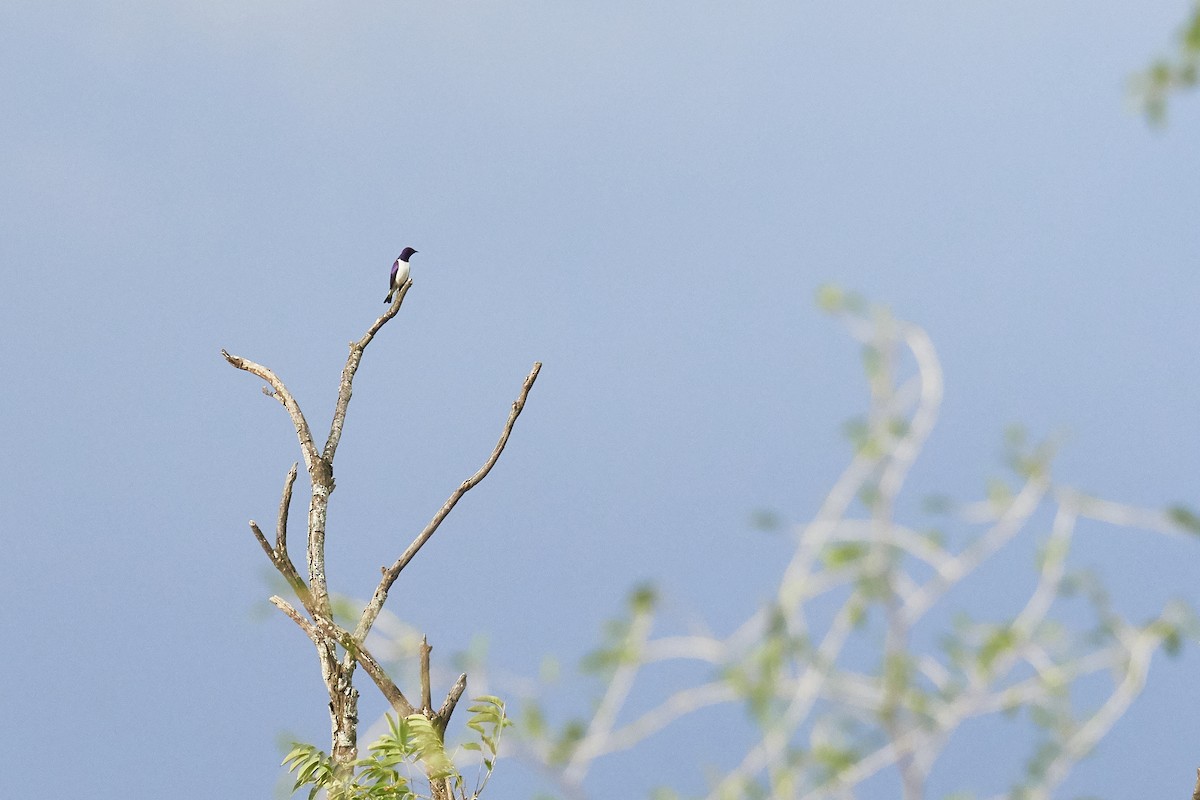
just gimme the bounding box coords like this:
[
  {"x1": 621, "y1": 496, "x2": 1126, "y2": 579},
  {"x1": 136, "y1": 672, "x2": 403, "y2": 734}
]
[
  {"x1": 1134, "y1": 2, "x2": 1200, "y2": 122},
  {"x1": 283, "y1": 697, "x2": 510, "y2": 800}
]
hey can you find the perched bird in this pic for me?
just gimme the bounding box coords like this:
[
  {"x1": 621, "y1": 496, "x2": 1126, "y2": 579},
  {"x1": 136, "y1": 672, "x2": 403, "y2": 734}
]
[{"x1": 384, "y1": 247, "x2": 418, "y2": 303}]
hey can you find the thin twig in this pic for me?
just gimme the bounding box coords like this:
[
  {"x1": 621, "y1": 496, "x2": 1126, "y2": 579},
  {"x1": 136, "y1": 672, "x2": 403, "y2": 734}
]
[
  {"x1": 601, "y1": 681, "x2": 736, "y2": 755},
  {"x1": 276, "y1": 462, "x2": 299, "y2": 554},
  {"x1": 221, "y1": 350, "x2": 322, "y2": 476},
  {"x1": 564, "y1": 608, "x2": 655, "y2": 784},
  {"x1": 420, "y1": 636, "x2": 433, "y2": 714},
  {"x1": 355, "y1": 362, "x2": 543, "y2": 640},
  {"x1": 901, "y1": 475, "x2": 1049, "y2": 623},
  {"x1": 249, "y1": 520, "x2": 275, "y2": 562},
  {"x1": 324, "y1": 279, "x2": 413, "y2": 465},
  {"x1": 271, "y1": 595, "x2": 321, "y2": 646},
  {"x1": 435, "y1": 673, "x2": 468, "y2": 734},
  {"x1": 223, "y1": 349, "x2": 333, "y2": 615},
  {"x1": 250, "y1": 520, "x2": 312, "y2": 609}
]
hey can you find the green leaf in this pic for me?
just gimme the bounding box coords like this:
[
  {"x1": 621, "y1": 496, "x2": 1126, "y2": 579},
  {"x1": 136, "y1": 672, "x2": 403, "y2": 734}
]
[
  {"x1": 403, "y1": 714, "x2": 458, "y2": 781},
  {"x1": 921, "y1": 527, "x2": 947, "y2": 547},
  {"x1": 283, "y1": 743, "x2": 324, "y2": 769},
  {"x1": 1167, "y1": 505, "x2": 1200, "y2": 535},
  {"x1": 822, "y1": 542, "x2": 868, "y2": 569},
  {"x1": 630, "y1": 583, "x2": 659, "y2": 614},
  {"x1": 861, "y1": 345, "x2": 884, "y2": 380},
  {"x1": 858, "y1": 482, "x2": 882, "y2": 510},
  {"x1": 887, "y1": 416, "x2": 909, "y2": 439},
  {"x1": 812, "y1": 743, "x2": 858, "y2": 776},
  {"x1": 979, "y1": 626, "x2": 1016, "y2": 670},
  {"x1": 883, "y1": 652, "x2": 912, "y2": 694},
  {"x1": 816, "y1": 283, "x2": 846, "y2": 313},
  {"x1": 521, "y1": 700, "x2": 546, "y2": 738},
  {"x1": 295, "y1": 759, "x2": 322, "y2": 786},
  {"x1": 548, "y1": 720, "x2": 586, "y2": 765},
  {"x1": 986, "y1": 477, "x2": 1013, "y2": 508},
  {"x1": 749, "y1": 509, "x2": 783, "y2": 532}
]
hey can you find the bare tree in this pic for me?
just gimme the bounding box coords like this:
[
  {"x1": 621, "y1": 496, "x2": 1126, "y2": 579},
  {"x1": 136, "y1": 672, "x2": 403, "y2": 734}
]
[
  {"x1": 388, "y1": 289, "x2": 1198, "y2": 800},
  {"x1": 223, "y1": 275, "x2": 540, "y2": 799}
]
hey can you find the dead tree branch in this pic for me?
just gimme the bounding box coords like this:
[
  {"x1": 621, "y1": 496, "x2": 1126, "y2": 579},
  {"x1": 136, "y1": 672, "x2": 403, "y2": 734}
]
[
  {"x1": 271, "y1": 595, "x2": 321, "y2": 646},
  {"x1": 436, "y1": 673, "x2": 468, "y2": 735},
  {"x1": 420, "y1": 636, "x2": 434, "y2": 713},
  {"x1": 221, "y1": 350, "x2": 322, "y2": 474},
  {"x1": 226, "y1": 274, "x2": 540, "y2": 791},
  {"x1": 325, "y1": 279, "x2": 412, "y2": 464},
  {"x1": 355, "y1": 361, "x2": 543, "y2": 641},
  {"x1": 276, "y1": 462, "x2": 299, "y2": 555}
]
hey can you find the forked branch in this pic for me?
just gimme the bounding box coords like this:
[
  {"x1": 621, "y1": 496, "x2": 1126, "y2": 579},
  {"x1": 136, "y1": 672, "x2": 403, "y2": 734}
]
[{"x1": 227, "y1": 274, "x2": 541, "y2": 791}]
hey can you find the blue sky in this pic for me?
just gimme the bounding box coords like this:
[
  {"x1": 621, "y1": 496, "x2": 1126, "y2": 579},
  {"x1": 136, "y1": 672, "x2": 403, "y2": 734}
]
[{"x1": 3, "y1": 2, "x2": 1200, "y2": 798}]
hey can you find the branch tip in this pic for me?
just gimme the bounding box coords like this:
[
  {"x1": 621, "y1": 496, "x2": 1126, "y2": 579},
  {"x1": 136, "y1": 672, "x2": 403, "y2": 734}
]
[
  {"x1": 249, "y1": 520, "x2": 274, "y2": 561},
  {"x1": 353, "y1": 361, "x2": 542, "y2": 641},
  {"x1": 436, "y1": 673, "x2": 468, "y2": 732},
  {"x1": 420, "y1": 637, "x2": 433, "y2": 714}
]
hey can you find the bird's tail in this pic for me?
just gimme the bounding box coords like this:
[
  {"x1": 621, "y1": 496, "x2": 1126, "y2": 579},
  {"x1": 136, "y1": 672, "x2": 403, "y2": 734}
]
[{"x1": 384, "y1": 292, "x2": 394, "y2": 303}]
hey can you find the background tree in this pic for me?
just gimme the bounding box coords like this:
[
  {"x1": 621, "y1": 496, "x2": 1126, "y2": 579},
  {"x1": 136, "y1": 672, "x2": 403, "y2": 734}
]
[
  {"x1": 361, "y1": 291, "x2": 1199, "y2": 800},
  {"x1": 1136, "y1": 1, "x2": 1200, "y2": 122},
  {"x1": 224, "y1": 276, "x2": 540, "y2": 800}
]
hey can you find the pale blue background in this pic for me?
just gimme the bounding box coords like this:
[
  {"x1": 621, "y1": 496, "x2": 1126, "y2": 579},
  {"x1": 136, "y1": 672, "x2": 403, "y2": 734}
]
[{"x1": 3, "y1": 2, "x2": 1199, "y2": 798}]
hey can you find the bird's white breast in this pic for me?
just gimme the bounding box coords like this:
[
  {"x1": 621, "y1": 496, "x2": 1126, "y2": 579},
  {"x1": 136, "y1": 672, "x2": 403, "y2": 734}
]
[{"x1": 394, "y1": 260, "x2": 411, "y2": 287}]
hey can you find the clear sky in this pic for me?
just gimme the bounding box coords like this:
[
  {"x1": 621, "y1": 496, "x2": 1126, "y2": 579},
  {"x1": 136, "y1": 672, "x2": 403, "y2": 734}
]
[{"x1": 2, "y1": 2, "x2": 1199, "y2": 798}]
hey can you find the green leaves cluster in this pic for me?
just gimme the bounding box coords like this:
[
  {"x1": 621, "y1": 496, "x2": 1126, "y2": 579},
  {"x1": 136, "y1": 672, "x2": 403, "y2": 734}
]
[
  {"x1": 1135, "y1": 2, "x2": 1200, "y2": 122},
  {"x1": 283, "y1": 697, "x2": 510, "y2": 800},
  {"x1": 460, "y1": 696, "x2": 511, "y2": 779}
]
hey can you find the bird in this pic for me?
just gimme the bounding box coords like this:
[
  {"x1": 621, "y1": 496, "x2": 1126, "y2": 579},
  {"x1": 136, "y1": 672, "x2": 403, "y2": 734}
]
[{"x1": 384, "y1": 247, "x2": 418, "y2": 303}]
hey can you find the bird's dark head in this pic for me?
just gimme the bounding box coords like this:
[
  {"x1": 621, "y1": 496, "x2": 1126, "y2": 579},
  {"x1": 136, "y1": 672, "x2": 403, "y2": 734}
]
[{"x1": 399, "y1": 247, "x2": 418, "y2": 261}]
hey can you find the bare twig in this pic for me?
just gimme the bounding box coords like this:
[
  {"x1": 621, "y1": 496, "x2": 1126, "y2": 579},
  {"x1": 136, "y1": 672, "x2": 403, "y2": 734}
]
[
  {"x1": 564, "y1": 607, "x2": 655, "y2": 783},
  {"x1": 249, "y1": 520, "x2": 275, "y2": 563},
  {"x1": 250, "y1": 520, "x2": 312, "y2": 609},
  {"x1": 276, "y1": 462, "x2": 299, "y2": 554},
  {"x1": 436, "y1": 673, "x2": 468, "y2": 733},
  {"x1": 221, "y1": 350, "x2": 322, "y2": 475},
  {"x1": 324, "y1": 279, "x2": 413, "y2": 465},
  {"x1": 222, "y1": 348, "x2": 334, "y2": 615},
  {"x1": 353, "y1": 638, "x2": 417, "y2": 717},
  {"x1": 601, "y1": 681, "x2": 736, "y2": 756},
  {"x1": 420, "y1": 636, "x2": 434, "y2": 714},
  {"x1": 901, "y1": 474, "x2": 1049, "y2": 623},
  {"x1": 271, "y1": 595, "x2": 321, "y2": 646},
  {"x1": 355, "y1": 361, "x2": 543, "y2": 640},
  {"x1": 246, "y1": 462, "x2": 315, "y2": 613}
]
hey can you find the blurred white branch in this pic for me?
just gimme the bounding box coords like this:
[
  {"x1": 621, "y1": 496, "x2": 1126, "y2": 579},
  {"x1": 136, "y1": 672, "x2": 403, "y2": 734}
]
[{"x1": 361, "y1": 293, "x2": 1197, "y2": 800}]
